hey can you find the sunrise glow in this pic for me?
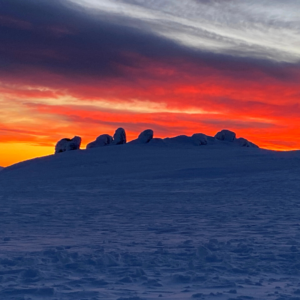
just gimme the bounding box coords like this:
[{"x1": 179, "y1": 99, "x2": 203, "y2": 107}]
[{"x1": 1, "y1": 0, "x2": 300, "y2": 166}]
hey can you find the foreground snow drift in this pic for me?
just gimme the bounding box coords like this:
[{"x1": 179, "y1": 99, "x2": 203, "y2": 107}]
[{"x1": 1, "y1": 144, "x2": 300, "y2": 300}]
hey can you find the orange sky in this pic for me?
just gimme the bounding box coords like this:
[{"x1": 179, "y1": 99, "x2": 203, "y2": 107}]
[
  {"x1": 1, "y1": 61, "x2": 300, "y2": 167},
  {"x1": 1, "y1": 0, "x2": 300, "y2": 167}
]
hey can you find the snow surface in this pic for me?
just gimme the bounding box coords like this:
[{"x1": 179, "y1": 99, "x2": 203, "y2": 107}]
[{"x1": 1, "y1": 142, "x2": 300, "y2": 299}]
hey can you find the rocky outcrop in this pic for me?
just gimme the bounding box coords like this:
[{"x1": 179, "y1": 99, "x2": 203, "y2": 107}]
[
  {"x1": 55, "y1": 136, "x2": 81, "y2": 154},
  {"x1": 235, "y1": 137, "x2": 258, "y2": 148},
  {"x1": 113, "y1": 128, "x2": 126, "y2": 145},
  {"x1": 215, "y1": 130, "x2": 236, "y2": 142},
  {"x1": 61, "y1": 127, "x2": 259, "y2": 154},
  {"x1": 129, "y1": 129, "x2": 154, "y2": 144},
  {"x1": 137, "y1": 129, "x2": 153, "y2": 144},
  {"x1": 192, "y1": 133, "x2": 208, "y2": 145},
  {"x1": 86, "y1": 134, "x2": 113, "y2": 149}
]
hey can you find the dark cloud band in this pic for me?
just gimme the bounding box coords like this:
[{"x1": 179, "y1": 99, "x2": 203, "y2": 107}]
[{"x1": 0, "y1": 0, "x2": 299, "y2": 84}]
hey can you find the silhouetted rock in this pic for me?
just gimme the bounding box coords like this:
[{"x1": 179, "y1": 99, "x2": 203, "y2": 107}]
[
  {"x1": 235, "y1": 137, "x2": 258, "y2": 148},
  {"x1": 192, "y1": 133, "x2": 208, "y2": 145},
  {"x1": 55, "y1": 136, "x2": 81, "y2": 154},
  {"x1": 129, "y1": 129, "x2": 154, "y2": 144},
  {"x1": 137, "y1": 129, "x2": 154, "y2": 143},
  {"x1": 86, "y1": 134, "x2": 113, "y2": 149},
  {"x1": 138, "y1": 129, "x2": 153, "y2": 143},
  {"x1": 113, "y1": 128, "x2": 126, "y2": 145},
  {"x1": 215, "y1": 130, "x2": 236, "y2": 142}
]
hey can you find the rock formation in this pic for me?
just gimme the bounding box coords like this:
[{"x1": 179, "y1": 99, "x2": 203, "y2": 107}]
[
  {"x1": 86, "y1": 134, "x2": 113, "y2": 149},
  {"x1": 235, "y1": 137, "x2": 258, "y2": 148},
  {"x1": 215, "y1": 129, "x2": 236, "y2": 142},
  {"x1": 55, "y1": 136, "x2": 81, "y2": 154},
  {"x1": 192, "y1": 133, "x2": 208, "y2": 145},
  {"x1": 113, "y1": 128, "x2": 126, "y2": 145},
  {"x1": 137, "y1": 129, "x2": 153, "y2": 143},
  {"x1": 54, "y1": 127, "x2": 259, "y2": 154}
]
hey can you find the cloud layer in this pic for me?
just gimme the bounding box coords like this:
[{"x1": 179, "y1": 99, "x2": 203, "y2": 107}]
[{"x1": 0, "y1": 0, "x2": 300, "y2": 166}]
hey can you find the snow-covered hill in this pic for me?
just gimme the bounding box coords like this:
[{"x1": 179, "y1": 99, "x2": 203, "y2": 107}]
[{"x1": 1, "y1": 143, "x2": 300, "y2": 299}]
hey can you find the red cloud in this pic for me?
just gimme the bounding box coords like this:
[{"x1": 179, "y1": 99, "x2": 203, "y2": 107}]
[{"x1": 1, "y1": 54, "x2": 300, "y2": 167}]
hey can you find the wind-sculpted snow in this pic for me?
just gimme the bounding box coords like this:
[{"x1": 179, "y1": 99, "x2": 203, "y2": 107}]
[
  {"x1": 86, "y1": 134, "x2": 113, "y2": 149},
  {"x1": 113, "y1": 128, "x2": 127, "y2": 145},
  {"x1": 55, "y1": 136, "x2": 81, "y2": 154},
  {"x1": 192, "y1": 133, "x2": 208, "y2": 145},
  {"x1": 138, "y1": 129, "x2": 153, "y2": 143},
  {"x1": 235, "y1": 137, "x2": 259, "y2": 148},
  {"x1": 215, "y1": 129, "x2": 236, "y2": 142},
  {"x1": 130, "y1": 129, "x2": 154, "y2": 144},
  {"x1": 1, "y1": 144, "x2": 300, "y2": 299},
  {"x1": 56, "y1": 128, "x2": 257, "y2": 154}
]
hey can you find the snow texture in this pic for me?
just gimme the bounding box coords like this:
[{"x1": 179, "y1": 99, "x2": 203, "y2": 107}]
[
  {"x1": 215, "y1": 129, "x2": 236, "y2": 142},
  {"x1": 235, "y1": 137, "x2": 259, "y2": 148},
  {"x1": 163, "y1": 134, "x2": 211, "y2": 147},
  {"x1": 148, "y1": 138, "x2": 166, "y2": 146},
  {"x1": 164, "y1": 135, "x2": 193, "y2": 145},
  {"x1": 86, "y1": 134, "x2": 113, "y2": 149},
  {"x1": 113, "y1": 128, "x2": 126, "y2": 145},
  {"x1": 54, "y1": 136, "x2": 81, "y2": 154},
  {"x1": 1, "y1": 140, "x2": 300, "y2": 299}
]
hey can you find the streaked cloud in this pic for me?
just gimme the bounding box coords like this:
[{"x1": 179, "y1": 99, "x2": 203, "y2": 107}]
[
  {"x1": 0, "y1": 0, "x2": 300, "y2": 166},
  {"x1": 71, "y1": 0, "x2": 300, "y2": 62}
]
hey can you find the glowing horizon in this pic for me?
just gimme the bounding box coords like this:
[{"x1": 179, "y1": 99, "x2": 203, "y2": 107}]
[
  {"x1": 1, "y1": 0, "x2": 300, "y2": 167},
  {"x1": 0, "y1": 124, "x2": 299, "y2": 167}
]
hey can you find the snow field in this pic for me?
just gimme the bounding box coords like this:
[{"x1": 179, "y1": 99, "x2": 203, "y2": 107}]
[{"x1": 1, "y1": 144, "x2": 300, "y2": 299}]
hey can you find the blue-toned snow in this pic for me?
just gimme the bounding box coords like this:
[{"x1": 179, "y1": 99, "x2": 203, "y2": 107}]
[{"x1": 1, "y1": 142, "x2": 300, "y2": 299}]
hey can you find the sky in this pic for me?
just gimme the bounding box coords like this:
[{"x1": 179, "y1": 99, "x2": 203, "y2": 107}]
[{"x1": 1, "y1": 0, "x2": 300, "y2": 166}]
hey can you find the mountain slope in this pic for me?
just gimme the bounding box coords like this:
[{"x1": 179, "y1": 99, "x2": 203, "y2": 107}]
[{"x1": 0, "y1": 144, "x2": 300, "y2": 299}]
